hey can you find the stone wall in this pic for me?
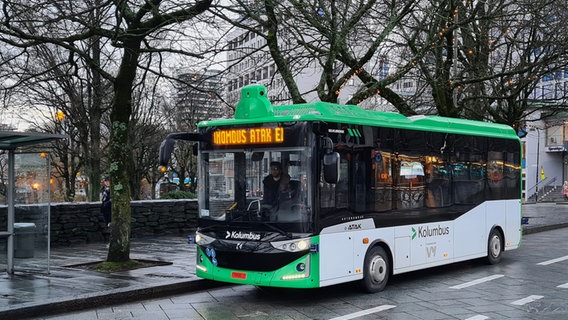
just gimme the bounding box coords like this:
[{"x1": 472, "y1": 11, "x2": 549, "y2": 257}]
[{"x1": 0, "y1": 200, "x2": 198, "y2": 247}]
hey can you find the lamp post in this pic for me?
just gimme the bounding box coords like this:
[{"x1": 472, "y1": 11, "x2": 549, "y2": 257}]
[{"x1": 535, "y1": 128, "x2": 540, "y2": 202}]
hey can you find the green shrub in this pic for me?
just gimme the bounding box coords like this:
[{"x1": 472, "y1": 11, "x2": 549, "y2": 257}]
[{"x1": 161, "y1": 190, "x2": 196, "y2": 199}]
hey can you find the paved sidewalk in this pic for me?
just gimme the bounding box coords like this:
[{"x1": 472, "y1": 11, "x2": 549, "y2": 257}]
[
  {"x1": 0, "y1": 236, "x2": 223, "y2": 319},
  {"x1": 521, "y1": 202, "x2": 568, "y2": 233},
  {"x1": 1, "y1": 202, "x2": 568, "y2": 319}
]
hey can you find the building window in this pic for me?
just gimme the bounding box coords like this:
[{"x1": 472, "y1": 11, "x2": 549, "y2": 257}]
[
  {"x1": 546, "y1": 125, "x2": 563, "y2": 146},
  {"x1": 543, "y1": 84, "x2": 553, "y2": 99},
  {"x1": 556, "y1": 83, "x2": 563, "y2": 99},
  {"x1": 542, "y1": 73, "x2": 553, "y2": 82},
  {"x1": 379, "y1": 59, "x2": 389, "y2": 79},
  {"x1": 263, "y1": 67, "x2": 268, "y2": 79}
]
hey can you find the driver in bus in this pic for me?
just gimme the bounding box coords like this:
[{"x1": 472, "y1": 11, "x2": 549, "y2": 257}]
[{"x1": 262, "y1": 161, "x2": 291, "y2": 208}]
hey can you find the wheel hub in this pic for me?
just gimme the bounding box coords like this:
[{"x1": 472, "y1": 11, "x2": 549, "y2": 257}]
[
  {"x1": 490, "y1": 235, "x2": 501, "y2": 257},
  {"x1": 370, "y1": 256, "x2": 387, "y2": 283}
]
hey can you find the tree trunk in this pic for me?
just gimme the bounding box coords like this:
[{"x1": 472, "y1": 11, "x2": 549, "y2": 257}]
[
  {"x1": 106, "y1": 37, "x2": 141, "y2": 262},
  {"x1": 89, "y1": 34, "x2": 103, "y2": 202}
]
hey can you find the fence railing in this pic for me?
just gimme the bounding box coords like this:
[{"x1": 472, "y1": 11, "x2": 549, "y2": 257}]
[{"x1": 526, "y1": 176, "x2": 557, "y2": 203}]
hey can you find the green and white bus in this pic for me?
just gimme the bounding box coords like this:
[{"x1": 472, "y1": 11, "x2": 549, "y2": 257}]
[{"x1": 160, "y1": 84, "x2": 522, "y2": 292}]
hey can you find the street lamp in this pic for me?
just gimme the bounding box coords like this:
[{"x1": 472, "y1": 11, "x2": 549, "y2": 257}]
[
  {"x1": 55, "y1": 111, "x2": 65, "y2": 121},
  {"x1": 31, "y1": 182, "x2": 40, "y2": 203}
]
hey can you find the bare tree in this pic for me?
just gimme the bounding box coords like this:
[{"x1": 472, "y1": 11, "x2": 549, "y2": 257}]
[
  {"x1": 400, "y1": 0, "x2": 568, "y2": 127},
  {"x1": 480, "y1": 0, "x2": 568, "y2": 129},
  {"x1": 128, "y1": 76, "x2": 169, "y2": 200},
  {"x1": 0, "y1": 0, "x2": 213, "y2": 262},
  {"x1": 0, "y1": 41, "x2": 112, "y2": 202},
  {"x1": 216, "y1": 0, "x2": 568, "y2": 128},
  {"x1": 213, "y1": 0, "x2": 433, "y2": 114}
]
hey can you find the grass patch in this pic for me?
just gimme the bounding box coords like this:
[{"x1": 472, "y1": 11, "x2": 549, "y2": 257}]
[
  {"x1": 91, "y1": 260, "x2": 153, "y2": 272},
  {"x1": 66, "y1": 259, "x2": 172, "y2": 273}
]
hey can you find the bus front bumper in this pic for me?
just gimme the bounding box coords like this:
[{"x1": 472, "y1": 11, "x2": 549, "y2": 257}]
[{"x1": 195, "y1": 247, "x2": 319, "y2": 288}]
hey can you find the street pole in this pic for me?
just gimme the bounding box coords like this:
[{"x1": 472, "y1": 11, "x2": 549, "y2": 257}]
[{"x1": 535, "y1": 129, "x2": 540, "y2": 202}]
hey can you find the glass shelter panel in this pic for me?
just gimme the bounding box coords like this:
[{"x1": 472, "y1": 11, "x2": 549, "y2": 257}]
[{"x1": 0, "y1": 152, "x2": 51, "y2": 273}]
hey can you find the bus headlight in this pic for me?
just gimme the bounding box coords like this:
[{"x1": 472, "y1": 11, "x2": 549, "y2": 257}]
[
  {"x1": 281, "y1": 255, "x2": 310, "y2": 280},
  {"x1": 195, "y1": 231, "x2": 215, "y2": 246},
  {"x1": 270, "y1": 238, "x2": 311, "y2": 252}
]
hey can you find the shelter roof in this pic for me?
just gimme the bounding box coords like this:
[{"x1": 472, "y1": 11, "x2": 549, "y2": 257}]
[{"x1": 0, "y1": 131, "x2": 66, "y2": 149}]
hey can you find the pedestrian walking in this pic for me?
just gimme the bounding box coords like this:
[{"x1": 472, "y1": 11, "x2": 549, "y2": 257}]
[
  {"x1": 101, "y1": 176, "x2": 112, "y2": 227},
  {"x1": 563, "y1": 181, "x2": 568, "y2": 200}
]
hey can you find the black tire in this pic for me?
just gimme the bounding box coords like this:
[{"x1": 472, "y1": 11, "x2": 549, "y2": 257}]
[
  {"x1": 487, "y1": 228, "x2": 503, "y2": 265},
  {"x1": 361, "y1": 246, "x2": 390, "y2": 293}
]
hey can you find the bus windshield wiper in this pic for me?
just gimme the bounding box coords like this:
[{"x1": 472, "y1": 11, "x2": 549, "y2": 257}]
[
  {"x1": 197, "y1": 225, "x2": 220, "y2": 233},
  {"x1": 261, "y1": 222, "x2": 293, "y2": 239}
]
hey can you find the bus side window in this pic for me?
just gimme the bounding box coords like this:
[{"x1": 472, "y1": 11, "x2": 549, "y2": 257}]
[
  {"x1": 425, "y1": 158, "x2": 452, "y2": 208},
  {"x1": 320, "y1": 172, "x2": 335, "y2": 210},
  {"x1": 335, "y1": 156, "x2": 349, "y2": 209},
  {"x1": 505, "y1": 150, "x2": 521, "y2": 199},
  {"x1": 453, "y1": 137, "x2": 486, "y2": 205},
  {"x1": 396, "y1": 158, "x2": 425, "y2": 209},
  {"x1": 354, "y1": 158, "x2": 366, "y2": 212},
  {"x1": 372, "y1": 151, "x2": 393, "y2": 212},
  {"x1": 319, "y1": 154, "x2": 348, "y2": 216}
]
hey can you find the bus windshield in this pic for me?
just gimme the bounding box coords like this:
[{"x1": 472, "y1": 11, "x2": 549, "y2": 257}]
[{"x1": 198, "y1": 147, "x2": 313, "y2": 233}]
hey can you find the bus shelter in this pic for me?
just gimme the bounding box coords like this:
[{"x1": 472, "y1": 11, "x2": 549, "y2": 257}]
[{"x1": 0, "y1": 131, "x2": 65, "y2": 274}]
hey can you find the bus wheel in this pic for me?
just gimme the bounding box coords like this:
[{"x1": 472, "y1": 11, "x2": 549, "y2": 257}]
[
  {"x1": 361, "y1": 246, "x2": 390, "y2": 293},
  {"x1": 487, "y1": 229, "x2": 503, "y2": 265}
]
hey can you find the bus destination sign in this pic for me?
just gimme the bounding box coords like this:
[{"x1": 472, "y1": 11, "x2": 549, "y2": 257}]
[{"x1": 212, "y1": 127, "x2": 284, "y2": 146}]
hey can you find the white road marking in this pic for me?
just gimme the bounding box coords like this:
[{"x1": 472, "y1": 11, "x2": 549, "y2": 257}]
[
  {"x1": 465, "y1": 315, "x2": 489, "y2": 320},
  {"x1": 557, "y1": 282, "x2": 568, "y2": 288},
  {"x1": 328, "y1": 305, "x2": 396, "y2": 320},
  {"x1": 450, "y1": 274, "x2": 504, "y2": 289},
  {"x1": 511, "y1": 295, "x2": 544, "y2": 306},
  {"x1": 537, "y1": 255, "x2": 568, "y2": 265}
]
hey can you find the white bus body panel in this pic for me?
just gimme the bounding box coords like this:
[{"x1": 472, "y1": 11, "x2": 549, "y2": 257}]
[
  {"x1": 319, "y1": 218, "x2": 387, "y2": 287},
  {"x1": 505, "y1": 200, "x2": 522, "y2": 250},
  {"x1": 318, "y1": 200, "x2": 521, "y2": 287}
]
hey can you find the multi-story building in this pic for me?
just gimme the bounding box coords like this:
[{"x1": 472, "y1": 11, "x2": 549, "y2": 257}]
[
  {"x1": 225, "y1": 25, "x2": 299, "y2": 107},
  {"x1": 176, "y1": 69, "x2": 226, "y2": 131},
  {"x1": 519, "y1": 63, "x2": 568, "y2": 201},
  {"x1": 522, "y1": 103, "x2": 568, "y2": 202},
  {"x1": 224, "y1": 23, "x2": 421, "y2": 111}
]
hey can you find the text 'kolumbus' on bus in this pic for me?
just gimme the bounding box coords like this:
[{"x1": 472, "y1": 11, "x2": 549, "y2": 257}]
[{"x1": 159, "y1": 84, "x2": 522, "y2": 293}]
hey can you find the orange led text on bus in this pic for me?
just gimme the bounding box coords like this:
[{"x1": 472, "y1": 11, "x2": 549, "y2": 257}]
[{"x1": 213, "y1": 127, "x2": 284, "y2": 145}]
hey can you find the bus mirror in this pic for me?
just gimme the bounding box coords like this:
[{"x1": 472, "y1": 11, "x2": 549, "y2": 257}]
[
  {"x1": 323, "y1": 152, "x2": 340, "y2": 183},
  {"x1": 322, "y1": 137, "x2": 333, "y2": 154},
  {"x1": 159, "y1": 138, "x2": 176, "y2": 166},
  {"x1": 159, "y1": 132, "x2": 203, "y2": 165}
]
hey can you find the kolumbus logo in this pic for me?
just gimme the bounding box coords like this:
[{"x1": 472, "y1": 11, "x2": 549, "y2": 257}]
[
  {"x1": 411, "y1": 225, "x2": 450, "y2": 240},
  {"x1": 225, "y1": 231, "x2": 261, "y2": 241}
]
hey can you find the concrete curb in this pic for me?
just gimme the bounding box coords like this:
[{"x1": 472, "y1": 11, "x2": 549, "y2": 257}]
[{"x1": 522, "y1": 223, "x2": 568, "y2": 235}]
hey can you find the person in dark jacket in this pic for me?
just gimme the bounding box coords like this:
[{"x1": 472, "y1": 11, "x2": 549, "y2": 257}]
[
  {"x1": 262, "y1": 161, "x2": 290, "y2": 208},
  {"x1": 101, "y1": 177, "x2": 111, "y2": 228}
]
